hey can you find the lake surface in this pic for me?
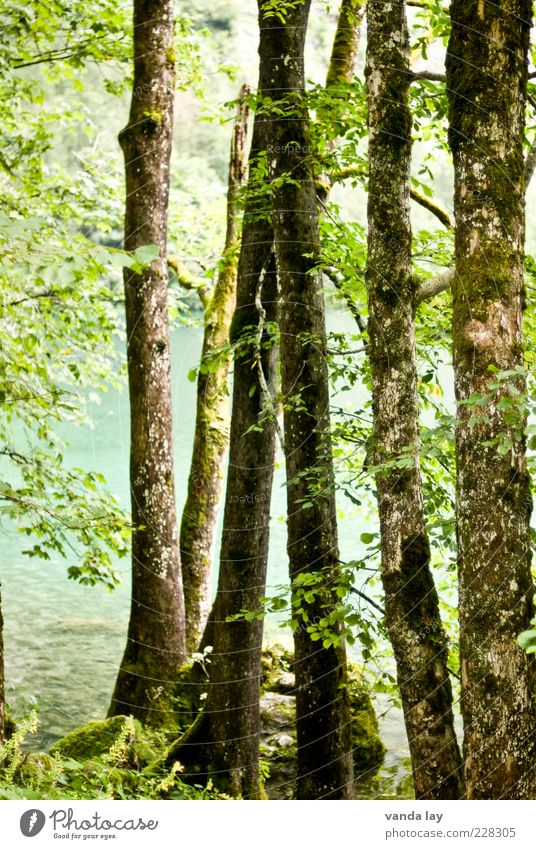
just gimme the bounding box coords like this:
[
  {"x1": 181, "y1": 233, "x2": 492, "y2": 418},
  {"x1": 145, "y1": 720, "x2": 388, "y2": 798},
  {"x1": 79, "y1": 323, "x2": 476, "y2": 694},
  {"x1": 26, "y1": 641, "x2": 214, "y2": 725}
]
[{"x1": 1, "y1": 311, "x2": 414, "y2": 797}]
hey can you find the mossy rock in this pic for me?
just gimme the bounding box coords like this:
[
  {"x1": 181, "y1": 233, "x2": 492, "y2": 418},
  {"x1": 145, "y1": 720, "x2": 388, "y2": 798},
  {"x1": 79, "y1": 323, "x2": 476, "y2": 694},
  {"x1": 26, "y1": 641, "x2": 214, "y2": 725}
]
[
  {"x1": 348, "y1": 663, "x2": 385, "y2": 773},
  {"x1": 261, "y1": 644, "x2": 294, "y2": 694},
  {"x1": 49, "y1": 716, "x2": 158, "y2": 769},
  {"x1": 79, "y1": 759, "x2": 140, "y2": 793}
]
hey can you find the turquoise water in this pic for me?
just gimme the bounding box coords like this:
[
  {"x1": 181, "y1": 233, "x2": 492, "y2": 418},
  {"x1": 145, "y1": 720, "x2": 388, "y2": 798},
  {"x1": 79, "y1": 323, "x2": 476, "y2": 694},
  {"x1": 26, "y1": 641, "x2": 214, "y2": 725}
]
[{"x1": 1, "y1": 312, "x2": 413, "y2": 793}]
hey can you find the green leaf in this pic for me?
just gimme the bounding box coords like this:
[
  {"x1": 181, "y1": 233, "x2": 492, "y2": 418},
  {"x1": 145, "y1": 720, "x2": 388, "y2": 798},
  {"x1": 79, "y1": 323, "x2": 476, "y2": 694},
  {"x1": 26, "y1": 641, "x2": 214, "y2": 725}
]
[
  {"x1": 133, "y1": 244, "x2": 159, "y2": 267},
  {"x1": 360, "y1": 532, "x2": 376, "y2": 544}
]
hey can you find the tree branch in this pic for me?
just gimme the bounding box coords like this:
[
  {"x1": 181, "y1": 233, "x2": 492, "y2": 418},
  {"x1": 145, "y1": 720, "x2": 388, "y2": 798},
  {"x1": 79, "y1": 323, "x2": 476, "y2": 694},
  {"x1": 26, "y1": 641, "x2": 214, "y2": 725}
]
[
  {"x1": 329, "y1": 165, "x2": 453, "y2": 229},
  {"x1": 167, "y1": 256, "x2": 211, "y2": 309},
  {"x1": 416, "y1": 133, "x2": 536, "y2": 308},
  {"x1": 415, "y1": 268, "x2": 455, "y2": 307},
  {"x1": 323, "y1": 266, "x2": 367, "y2": 335},
  {"x1": 410, "y1": 70, "x2": 446, "y2": 83},
  {"x1": 410, "y1": 188, "x2": 453, "y2": 228},
  {"x1": 349, "y1": 586, "x2": 385, "y2": 615}
]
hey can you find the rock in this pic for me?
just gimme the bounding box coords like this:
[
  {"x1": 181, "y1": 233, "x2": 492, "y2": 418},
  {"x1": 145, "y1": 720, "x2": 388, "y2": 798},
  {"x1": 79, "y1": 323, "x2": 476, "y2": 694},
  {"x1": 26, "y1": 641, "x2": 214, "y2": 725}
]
[
  {"x1": 261, "y1": 644, "x2": 294, "y2": 694},
  {"x1": 260, "y1": 691, "x2": 296, "y2": 800},
  {"x1": 259, "y1": 646, "x2": 385, "y2": 798},
  {"x1": 348, "y1": 663, "x2": 386, "y2": 774},
  {"x1": 49, "y1": 715, "x2": 157, "y2": 769}
]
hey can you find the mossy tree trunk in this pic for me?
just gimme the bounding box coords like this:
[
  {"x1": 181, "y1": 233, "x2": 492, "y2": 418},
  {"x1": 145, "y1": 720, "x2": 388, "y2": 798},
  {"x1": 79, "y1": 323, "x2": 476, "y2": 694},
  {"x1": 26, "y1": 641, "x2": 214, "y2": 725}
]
[
  {"x1": 326, "y1": 0, "x2": 363, "y2": 88},
  {"x1": 178, "y1": 88, "x2": 250, "y2": 655},
  {"x1": 267, "y1": 0, "x2": 354, "y2": 800},
  {"x1": 164, "y1": 11, "x2": 280, "y2": 799},
  {"x1": 446, "y1": 0, "x2": 536, "y2": 799},
  {"x1": 365, "y1": 0, "x2": 463, "y2": 800},
  {"x1": 109, "y1": 0, "x2": 187, "y2": 725}
]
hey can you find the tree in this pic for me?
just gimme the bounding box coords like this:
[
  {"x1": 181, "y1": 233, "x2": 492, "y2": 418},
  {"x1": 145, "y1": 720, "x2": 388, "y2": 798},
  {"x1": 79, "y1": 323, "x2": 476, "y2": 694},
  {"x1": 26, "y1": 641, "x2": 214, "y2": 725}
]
[
  {"x1": 446, "y1": 0, "x2": 536, "y2": 799},
  {"x1": 164, "y1": 0, "x2": 367, "y2": 799},
  {"x1": 162, "y1": 9, "x2": 279, "y2": 799},
  {"x1": 109, "y1": 0, "x2": 187, "y2": 725},
  {"x1": 364, "y1": 0, "x2": 463, "y2": 799},
  {"x1": 267, "y1": 0, "x2": 354, "y2": 799},
  {"x1": 170, "y1": 86, "x2": 250, "y2": 654}
]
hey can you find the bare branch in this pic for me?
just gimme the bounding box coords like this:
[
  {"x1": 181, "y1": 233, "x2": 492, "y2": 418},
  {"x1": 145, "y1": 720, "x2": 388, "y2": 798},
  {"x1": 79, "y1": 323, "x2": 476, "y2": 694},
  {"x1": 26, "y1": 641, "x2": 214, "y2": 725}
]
[
  {"x1": 415, "y1": 267, "x2": 455, "y2": 306},
  {"x1": 410, "y1": 70, "x2": 446, "y2": 82},
  {"x1": 349, "y1": 586, "x2": 385, "y2": 614}
]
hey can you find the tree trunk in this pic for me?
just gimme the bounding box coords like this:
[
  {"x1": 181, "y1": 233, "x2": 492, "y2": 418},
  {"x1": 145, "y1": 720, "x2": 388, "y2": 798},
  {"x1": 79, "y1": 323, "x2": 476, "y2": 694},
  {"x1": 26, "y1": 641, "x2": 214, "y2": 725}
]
[
  {"x1": 446, "y1": 0, "x2": 536, "y2": 799},
  {"x1": 267, "y1": 0, "x2": 354, "y2": 800},
  {"x1": 364, "y1": 0, "x2": 463, "y2": 800},
  {"x1": 109, "y1": 0, "x2": 186, "y2": 725},
  {"x1": 163, "y1": 12, "x2": 279, "y2": 798},
  {"x1": 179, "y1": 87, "x2": 250, "y2": 654},
  {"x1": 326, "y1": 0, "x2": 363, "y2": 87}
]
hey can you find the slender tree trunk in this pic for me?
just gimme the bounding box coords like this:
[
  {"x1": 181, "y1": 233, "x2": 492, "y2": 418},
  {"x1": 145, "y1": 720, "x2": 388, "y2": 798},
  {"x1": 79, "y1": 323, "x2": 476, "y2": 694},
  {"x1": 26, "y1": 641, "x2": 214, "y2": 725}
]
[
  {"x1": 109, "y1": 0, "x2": 186, "y2": 725},
  {"x1": 166, "y1": 0, "x2": 366, "y2": 796},
  {"x1": 267, "y1": 0, "x2": 354, "y2": 800},
  {"x1": 446, "y1": 0, "x2": 536, "y2": 799},
  {"x1": 364, "y1": 0, "x2": 463, "y2": 800},
  {"x1": 326, "y1": 0, "x2": 363, "y2": 88},
  {"x1": 163, "y1": 13, "x2": 279, "y2": 798},
  {"x1": 178, "y1": 88, "x2": 250, "y2": 654}
]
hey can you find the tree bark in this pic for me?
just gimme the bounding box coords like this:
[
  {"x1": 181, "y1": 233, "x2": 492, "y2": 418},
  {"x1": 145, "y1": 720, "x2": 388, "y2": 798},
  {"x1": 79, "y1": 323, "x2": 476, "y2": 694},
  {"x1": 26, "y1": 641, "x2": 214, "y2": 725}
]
[
  {"x1": 163, "y1": 13, "x2": 279, "y2": 798},
  {"x1": 267, "y1": 0, "x2": 354, "y2": 800},
  {"x1": 446, "y1": 0, "x2": 536, "y2": 799},
  {"x1": 179, "y1": 87, "x2": 250, "y2": 655},
  {"x1": 109, "y1": 0, "x2": 187, "y2": 725},
  {"x1": 365, "y1": 0, "x2": 463, "y2": 800}
]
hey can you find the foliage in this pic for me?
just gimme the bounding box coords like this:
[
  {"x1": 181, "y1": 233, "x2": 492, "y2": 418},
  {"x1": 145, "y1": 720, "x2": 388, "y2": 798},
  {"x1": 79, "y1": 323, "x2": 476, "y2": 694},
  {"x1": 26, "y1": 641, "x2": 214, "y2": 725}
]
[{"x1": 0, "y1": 713, "x2": 229, "y2": 800}]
